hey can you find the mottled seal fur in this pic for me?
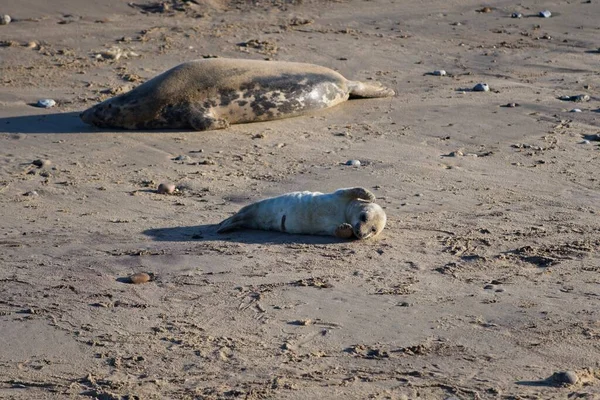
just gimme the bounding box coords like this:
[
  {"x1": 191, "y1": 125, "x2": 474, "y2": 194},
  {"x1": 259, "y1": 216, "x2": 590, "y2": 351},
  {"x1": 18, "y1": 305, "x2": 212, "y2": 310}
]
[
  {"x1": 80, "y1": 58, "x2": 395, "y2": 131},
  {"x1": 217, "y1": 187, "x2": 386, "y2": 239}
]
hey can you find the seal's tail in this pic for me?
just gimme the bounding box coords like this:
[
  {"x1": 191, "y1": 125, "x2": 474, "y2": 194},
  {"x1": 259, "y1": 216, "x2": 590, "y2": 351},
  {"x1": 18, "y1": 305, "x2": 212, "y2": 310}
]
[{"x1": 347, "y1": 81, "x2": 395, "y2": 98}]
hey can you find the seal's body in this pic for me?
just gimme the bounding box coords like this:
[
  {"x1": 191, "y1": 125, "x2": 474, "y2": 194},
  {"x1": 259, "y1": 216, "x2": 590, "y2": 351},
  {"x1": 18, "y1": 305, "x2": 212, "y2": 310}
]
[
  {"x1": 217, "y1": 187, "x2": 386, "y2": 239},
  {"x1": 80, "y1": 58, "x2": 394, "y2": 131}
]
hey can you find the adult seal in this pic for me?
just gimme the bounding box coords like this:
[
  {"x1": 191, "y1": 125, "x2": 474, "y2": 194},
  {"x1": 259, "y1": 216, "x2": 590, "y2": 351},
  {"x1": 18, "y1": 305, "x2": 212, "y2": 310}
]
[
  {"x1": 80, "y1": 58, "x2": 395, "y2": 131},
  {"x1": 217, "y1": 187, "x2": 387, "y2": 239}
]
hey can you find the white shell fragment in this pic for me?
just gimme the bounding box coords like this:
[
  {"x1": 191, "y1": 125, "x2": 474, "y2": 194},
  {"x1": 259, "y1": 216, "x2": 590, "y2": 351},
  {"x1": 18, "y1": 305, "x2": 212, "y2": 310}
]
[
  {"x1": 36, "y1": 99, "x2": 56, "y2": 108},
  {"x1": 433, "y1": 70, "x2": 447, "y2": 76},
  {"x1": 570, "y1": 108, "x2": 582, "y2": 113},
  {"x1": 345, "y1": 159, "x2": 361, "y2": 167},
  {"x1": 539, "y1": 10, "x2": 552, "y2": 18},
  {"x1": 511, "y1": 12, "x2": 523, "y2": 18},
  {"x1": 94, "y1": 47, "x2": 140, "y2": 61},
  {"x1": 473, "y1": 83, "x2": 490, "y2": 92},
  {"x1": 0, "y1": 14, "x2": 11, "y2": 25}
]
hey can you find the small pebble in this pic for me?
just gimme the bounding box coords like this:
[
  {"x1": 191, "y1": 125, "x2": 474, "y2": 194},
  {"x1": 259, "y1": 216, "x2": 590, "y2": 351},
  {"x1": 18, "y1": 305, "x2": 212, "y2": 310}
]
[
  {"x1": 473, "y1": 83, "x2": 490, "y2": 92},
  {"x1": 128, "y1": 272, "x2": 154, "y2": 284},
  {"x1": 23, "y1": 191, "x2": 39, "y2": 197},
  {"x1": 173, "y1": 155, "x2": 191, "y2": 161},
  {"x1": 550, "y1": 370, "x2": 578, "y2": 386},
  {"x1": 449, "y1": 150, "x2": 464, "y2": 157},
  {"x1": 539, "y1": 10, "x2": 552, "y2": 18},
  {"x1": 581, "y1": 140, "x2": 591, "y2": 145},
  {"x1": 479, "y1": 7, "x2": 492, "y2": 13},
  {"x1": 36, "y1": 99, "x2": 56, "y2": 108},
  {"x1": 484, "y1": 284, "x2": 495, "y2": 290},
  {"x1": 433, "y1": 70, "x2": 447, "y2": 76},
  {"x1": 0, "y1": 14, "x2": 11, "y2": 25},
  {"x1": 26, "y1": 41, "x2": 38, "y2": 49},
  {"x1": 511, "y1": 12, "x2": 523, "y2": 18},
  {"x1": 570, "y1": 108, "x2": 582, "y2": 113},
  {"x1": 505, "y1": 102, "x2": 519, "y2": 108},
  {"x1": 345, "y1": 159, "x2": 361, "y2": 167},
  {"x1": 157, "y1": 183, "x2": 175, "y2": 194},
  {"x1": 32, "y1": 159, "x2": 51, "y2": 168}
]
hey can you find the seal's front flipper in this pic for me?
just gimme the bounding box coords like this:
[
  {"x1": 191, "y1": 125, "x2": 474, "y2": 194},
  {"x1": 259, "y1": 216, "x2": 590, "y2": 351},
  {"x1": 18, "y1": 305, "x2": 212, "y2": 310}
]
[
  {"x1": 187, "y1": 106, "x2": 229, "y2": 131},
  {"x1": 335, "y1": 187, "x2": 376, "y2": 203},
  {"x1": 335, "y1": 223, "x2": 354, "y2": 239},
  {"x1": 348, "y1": 81, "x2": 395, "y2": 98}
]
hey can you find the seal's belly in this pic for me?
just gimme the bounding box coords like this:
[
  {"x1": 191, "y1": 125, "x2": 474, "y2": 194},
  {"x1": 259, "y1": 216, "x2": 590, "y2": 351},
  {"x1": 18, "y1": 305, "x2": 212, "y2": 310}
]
[{"x1": 211, "y1": 76, "x2": 349, "y2": 123}]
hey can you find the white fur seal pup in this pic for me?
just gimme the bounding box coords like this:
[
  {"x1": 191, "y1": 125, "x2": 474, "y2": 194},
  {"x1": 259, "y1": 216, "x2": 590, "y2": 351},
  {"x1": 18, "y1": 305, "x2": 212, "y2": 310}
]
[
  {"x1": 217, "y1": 187, "x2": 386, "y2": 239},
  {"x1": 80, "y1": 58, "x2": 394, "y2": 131}
]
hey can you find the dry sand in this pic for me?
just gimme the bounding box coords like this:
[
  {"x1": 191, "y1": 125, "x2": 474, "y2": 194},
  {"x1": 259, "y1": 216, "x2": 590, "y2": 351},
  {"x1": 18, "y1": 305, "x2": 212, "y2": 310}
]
[{"x1": 1, "y1": 0, "x2": 600, "y2": 398}]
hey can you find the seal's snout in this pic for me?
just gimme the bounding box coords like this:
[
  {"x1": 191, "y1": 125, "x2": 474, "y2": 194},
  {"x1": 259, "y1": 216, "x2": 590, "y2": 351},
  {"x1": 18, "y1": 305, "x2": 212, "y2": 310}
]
[
  {"x1": 80, "y1": 107, "x2": 94, "y2": 125},
  {"x1": 353, "y1": 223, "x2": 370, "y2": 240},
  {"x1": 80, "y1": 101, "x2": 120, "y2": 128}
]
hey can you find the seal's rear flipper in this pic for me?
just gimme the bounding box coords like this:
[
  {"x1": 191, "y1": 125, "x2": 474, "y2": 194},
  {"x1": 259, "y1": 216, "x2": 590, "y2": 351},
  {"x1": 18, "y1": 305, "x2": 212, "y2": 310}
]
[
  {"x1": 335, "y1": 187, "x2": 376, "y2": 203},
  {"x1": 348, "y1": 81, "x2": 395, "y2": 98},
  {"x1": 217, "y1": 216, "x2": 243, "y2": 233},
  {"x1": 216, "y1": 207, "x2": 255, "y2": 233}
]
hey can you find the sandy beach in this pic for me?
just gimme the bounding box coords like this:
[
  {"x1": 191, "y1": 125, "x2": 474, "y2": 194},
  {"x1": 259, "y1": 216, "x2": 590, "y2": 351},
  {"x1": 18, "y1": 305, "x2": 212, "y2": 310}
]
[{"x1": 1, "y1": 0, "x2": 599, "y2": 398}]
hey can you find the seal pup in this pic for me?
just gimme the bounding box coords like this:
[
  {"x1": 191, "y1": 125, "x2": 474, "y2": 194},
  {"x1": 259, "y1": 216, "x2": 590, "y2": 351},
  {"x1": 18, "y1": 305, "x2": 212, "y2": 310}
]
[
  {"x1": 80, "y1": 58, "x2": 394, "y2": 131},
  {"x1": 217, "y1": 187, "x2": 386, "y2": 239}
]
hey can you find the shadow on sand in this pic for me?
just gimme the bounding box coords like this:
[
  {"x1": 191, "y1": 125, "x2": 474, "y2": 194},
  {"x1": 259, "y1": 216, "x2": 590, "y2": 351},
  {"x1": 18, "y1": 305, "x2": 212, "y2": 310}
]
[
  {"x1": 143, "y1": 224, "x2": 349, "y2": 245},
  {"x1": 0, "y1": 112, "x2": 192, "y2": 134},
  {"x1": 0, "y1": 112, "x2": 96, "y2": 134}
]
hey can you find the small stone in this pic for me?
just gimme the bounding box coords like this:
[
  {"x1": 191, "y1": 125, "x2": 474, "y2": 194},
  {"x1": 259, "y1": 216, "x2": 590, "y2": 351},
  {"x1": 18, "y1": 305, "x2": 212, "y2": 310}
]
[
  {"x1": 23, "y1": 191, "x2": 39, "y2": 197},
  {"x1": 511, "y1": 12, "x2": 523, "y2": 18},
  {"x1": 505, "y1": 102, "x2": 519, "y2": 108},
  {"x1": 484, "y1": 284, "x2": 495, "y2": 290},
  {"x1": 157, "y1": 183, "x2": 175, "y2": 194},
  {"x1": 345, "y1": 159, "x2": 361, "y2": 167},
  {"x1": 32, "y1": 159, "x2": 51, "y2": 168},
  {"x1": 173, "y1": 155, "x2": 191, "y2": 162},
  {"x1": 25, "y1": 41, "x2": 38, "y2": 49},
  {"x1": 549, "y1": 370, "x2": 578, "y2": 386},
  {"x1": 0, "y1": 15, "x2": 11, "y2": 25},
  {"x1": 128, "y1": 272, "x2": 154, "y2": 284},
  {"x1": 479, "y1": 7, "x2": 492, "y2": 13},
  {"x1": 581, "y1": 140, "x2": 591, "y2": 145},
  {"x1": 36, "y1": 99, "x2": 56, "y2": 108},
  {"x1": 570, "y1": 108, "x2": 582, "y2": 113},
  {"x1": 449, "y1": 150, "x2": 464, "y2": 157},
  {"x1": 473, "y1": 83, "x2": 490, "y2": 92},
  {"x1": 433, "y1": 70, "x2": 447, "y2": 76},
  {"x1": 539, "y1": 10, "x2": 552, "y2": 18}
]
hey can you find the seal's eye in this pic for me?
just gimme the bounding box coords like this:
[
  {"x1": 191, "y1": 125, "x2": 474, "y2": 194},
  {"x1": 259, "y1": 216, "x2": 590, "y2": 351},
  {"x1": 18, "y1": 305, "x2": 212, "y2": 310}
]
[
  {"x1": 360, "y1": 213, "x2": 367, "y2": 222},
  {"x1": 372, "y1": 227, "x2": 377, "y2": 232}
]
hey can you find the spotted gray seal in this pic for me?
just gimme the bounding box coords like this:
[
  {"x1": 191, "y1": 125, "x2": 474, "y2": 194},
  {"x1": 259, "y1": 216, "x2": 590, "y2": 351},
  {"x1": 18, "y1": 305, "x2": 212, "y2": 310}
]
[
  {"x1": 80, "y1": 58, "x2": 394, "y2": 131},
  {"x1": 217, "y1": 187, "x2": 387, "y2": 239}
]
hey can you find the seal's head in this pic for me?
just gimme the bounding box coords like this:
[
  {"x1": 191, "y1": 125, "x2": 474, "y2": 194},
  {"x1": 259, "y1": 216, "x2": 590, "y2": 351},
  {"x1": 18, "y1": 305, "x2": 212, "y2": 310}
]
[
  {"x1": 80, "y1": 98, "x2": 128, "y2": 128},
  {"x1": 80, "y1": 85, "x2": 168, "y2": 130},
  {"x1": 346, "y1": 200, "x2": 387, "y2": 239}
]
